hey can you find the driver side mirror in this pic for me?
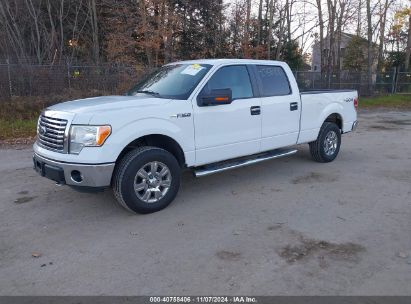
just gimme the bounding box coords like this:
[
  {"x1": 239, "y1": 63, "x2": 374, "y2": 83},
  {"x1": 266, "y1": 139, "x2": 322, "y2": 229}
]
[{"x1": 197, "y1": 88, "x2": 232, "y2": 107}]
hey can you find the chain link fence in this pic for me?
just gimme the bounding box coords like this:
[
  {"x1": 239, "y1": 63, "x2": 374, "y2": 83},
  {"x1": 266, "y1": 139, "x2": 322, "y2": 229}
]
[
  {"x1": 0, "y1": 64, "x2": 408, "y2": 100},
  {"x1": 0, "y1": 64, "x2": 143, "y2": 100},
  {"x1": 294, "y1": 69, "x2": 403, "y2": 96}
]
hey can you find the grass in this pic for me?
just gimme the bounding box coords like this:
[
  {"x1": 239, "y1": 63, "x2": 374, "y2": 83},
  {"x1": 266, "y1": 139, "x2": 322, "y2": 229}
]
[
  {"x1": 0, "y1": 89, "x2": 107, "y2": 142},
  {"x1": 0, "y1": 118, "x2": 38, "y2": 140},
  {"x1": 360, "y1": 94, "x2": 411, "y2": 109},
  {"x1": 0, "y1": 97, "x2": 52, "y2": 141}
]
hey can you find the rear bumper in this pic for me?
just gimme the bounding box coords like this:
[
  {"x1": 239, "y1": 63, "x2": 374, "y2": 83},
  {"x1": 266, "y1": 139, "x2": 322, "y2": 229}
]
[
  {"x1": 352, "y1": 120, "x2": 359, "y2": 131},
  {"x1": 33, "y1": 152, "x2": 115, "y2": 187}
]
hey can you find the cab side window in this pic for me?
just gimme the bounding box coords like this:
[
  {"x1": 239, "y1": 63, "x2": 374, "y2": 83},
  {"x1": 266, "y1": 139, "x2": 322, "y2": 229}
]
[
  {"x1": 201, "y1": 65, "x2": 253, "y2": 100},
  {"x1": 256, "y1": 65, "x2": 291, "y2": 96}
]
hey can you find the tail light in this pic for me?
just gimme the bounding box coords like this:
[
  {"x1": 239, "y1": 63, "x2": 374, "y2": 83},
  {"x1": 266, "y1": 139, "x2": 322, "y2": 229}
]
[{"x1": 354, "y1": 98, "x2": 358, "y2": 110}]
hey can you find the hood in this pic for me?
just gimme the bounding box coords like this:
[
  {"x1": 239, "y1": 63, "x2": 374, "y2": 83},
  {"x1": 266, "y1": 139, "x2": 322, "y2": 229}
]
[{"x1": 48, "y1": 95, "x2": 172, "y2": 115}]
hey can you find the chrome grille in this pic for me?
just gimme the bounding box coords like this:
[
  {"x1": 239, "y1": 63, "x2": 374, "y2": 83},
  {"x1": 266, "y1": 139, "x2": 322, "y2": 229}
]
[{"x1": 37, "y1": 114, "x2": 67, "y2": 153}]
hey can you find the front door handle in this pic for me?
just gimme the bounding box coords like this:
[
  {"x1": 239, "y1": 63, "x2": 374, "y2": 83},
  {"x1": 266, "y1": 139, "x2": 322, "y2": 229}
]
[
  {"x1": 290, "y1": 102, "x2": 298, "y2": 111},
  {"x1": 250, "y1": 106, "x2": 261, "y2": 115}
]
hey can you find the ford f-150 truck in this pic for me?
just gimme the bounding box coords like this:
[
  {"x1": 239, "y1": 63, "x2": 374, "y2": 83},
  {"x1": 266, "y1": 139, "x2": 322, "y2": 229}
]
[{"x1": 33, "y1": 59, "x2": 358, "y2": 213}]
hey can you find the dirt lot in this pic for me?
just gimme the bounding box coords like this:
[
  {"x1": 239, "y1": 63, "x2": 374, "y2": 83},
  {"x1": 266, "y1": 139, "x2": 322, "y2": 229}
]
[{"x1": 0, "y1": 110, "x2": 410, "y2": 295}]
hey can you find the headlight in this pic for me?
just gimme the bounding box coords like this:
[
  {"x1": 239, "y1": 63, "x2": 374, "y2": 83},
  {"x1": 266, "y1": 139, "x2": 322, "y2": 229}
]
[{"x1": 69, "y1": 125, "x2": 111, "y2": 154}]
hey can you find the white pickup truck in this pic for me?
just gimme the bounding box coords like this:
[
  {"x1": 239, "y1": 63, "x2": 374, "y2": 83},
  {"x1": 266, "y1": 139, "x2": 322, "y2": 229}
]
[{"x1": 33, "y1": 59, "x2": 358, "y2": 213}]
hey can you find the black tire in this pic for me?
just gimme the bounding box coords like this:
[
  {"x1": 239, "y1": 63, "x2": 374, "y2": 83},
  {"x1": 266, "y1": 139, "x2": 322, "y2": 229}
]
[
  {"x1": 309, "y1": 122, "x2": 341, "y2": 163},
  {"x1": 112, "y1": 146, "x2": 181, "y2": 214}
]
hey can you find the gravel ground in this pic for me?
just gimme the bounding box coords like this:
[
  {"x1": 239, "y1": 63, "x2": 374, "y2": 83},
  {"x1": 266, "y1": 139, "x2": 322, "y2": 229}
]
[{"x1": 0, "y1": 110, "x2": 410, "y2": 296}]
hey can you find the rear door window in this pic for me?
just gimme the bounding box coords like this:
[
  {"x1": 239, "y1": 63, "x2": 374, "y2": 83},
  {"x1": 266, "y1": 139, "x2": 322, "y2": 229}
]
[{"x1": 255, "y1": 65, "x2": 291, "y2": 96}]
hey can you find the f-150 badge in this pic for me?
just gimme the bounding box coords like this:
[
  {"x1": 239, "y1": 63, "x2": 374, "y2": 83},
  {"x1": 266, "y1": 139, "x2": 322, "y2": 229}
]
[{"x1": 170, "y1": 113, "x2": 191, "y2": 118}]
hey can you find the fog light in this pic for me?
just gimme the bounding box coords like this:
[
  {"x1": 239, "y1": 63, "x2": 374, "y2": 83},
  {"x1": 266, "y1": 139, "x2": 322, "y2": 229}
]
[{"x1": 71, "y1": 170, "x2": 83, "y2": 183}]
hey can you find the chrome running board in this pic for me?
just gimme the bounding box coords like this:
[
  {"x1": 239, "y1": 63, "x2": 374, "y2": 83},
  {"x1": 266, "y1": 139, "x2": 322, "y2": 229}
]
[{"x1": 194, "y1": 148, "x2": 298, "y2": 177}]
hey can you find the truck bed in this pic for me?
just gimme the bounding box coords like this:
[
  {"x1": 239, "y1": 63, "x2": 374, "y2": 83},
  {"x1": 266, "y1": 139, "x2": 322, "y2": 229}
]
[
  {"x1": 297, "y1": 89, "x2": 358, "y2": 144},
  {"x1": 300, "y1": 89, "x2": 357, "y2": 95}
]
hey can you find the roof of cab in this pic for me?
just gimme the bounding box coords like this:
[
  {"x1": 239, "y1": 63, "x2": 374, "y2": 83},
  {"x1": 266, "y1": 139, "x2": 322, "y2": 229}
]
[{"x1": 170, "y1": 58, "x2": 285, "y2": 66}]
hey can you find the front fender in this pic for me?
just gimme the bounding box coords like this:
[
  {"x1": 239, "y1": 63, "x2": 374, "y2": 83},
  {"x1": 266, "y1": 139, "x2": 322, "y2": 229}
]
[{"x1": 104, "y1": 117, "x2": 193, "y2": 162}]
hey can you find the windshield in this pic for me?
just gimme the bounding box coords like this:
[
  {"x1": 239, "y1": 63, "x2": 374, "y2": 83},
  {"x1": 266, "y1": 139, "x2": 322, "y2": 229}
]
[{"x1": 127, "y1": 63, "x2": 212, "y2": 100}]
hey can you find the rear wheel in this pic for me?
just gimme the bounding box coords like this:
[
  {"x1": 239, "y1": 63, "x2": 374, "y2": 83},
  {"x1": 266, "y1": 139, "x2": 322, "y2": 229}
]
[
  {"x1": 113, "y1": 147, "x2": 181, "y2": 214},
  {"x1": 309, "y1": 122, "x2": 341, "y2": 163}
]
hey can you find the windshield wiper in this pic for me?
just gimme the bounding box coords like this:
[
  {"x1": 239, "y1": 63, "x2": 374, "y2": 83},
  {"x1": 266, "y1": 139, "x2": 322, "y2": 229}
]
[{"x1": 136, "y1": 90, "x2": 160, "y2": 96}]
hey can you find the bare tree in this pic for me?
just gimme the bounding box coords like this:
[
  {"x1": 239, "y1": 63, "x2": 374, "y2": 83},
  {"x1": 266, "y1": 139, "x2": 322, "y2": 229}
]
[
  {"x1": 45, "y1": 0, "x2": 57, "y2": 64},
  {"x1": 88, "y1": 0, "x2": 100, "y2": 64},
  {"x1": 356, "y1": 0, "x2": 362, "y2": 35},
  {"x1": 243, "y1": 0, "x2": 252, "y2": 57},
  {"x1": 58, "y1": 0, "x2": 65, "y2": 63},
  {"x1": 335, "y1": 0, "x2": 346, "y2": 82},
  {"x1": 376, "y1": 0, "x2": 393, "y2": 71},
  {"x1": 0, "y1": 0, "x2": 401, "y2": 74},
  {"x1": 257, "y1": 0, "x2": 263, "y2": 47},
  {"x1": 267, "y1": 0, "x2": 274, "y2": 59},
  {"x1": 327, "y1": 0, "x2": 338, "y2": 87},
  {"x1": 316, "y1": 0, "x2": 325, "y2": 73},
  {"x1": 0, "y1": 1, "x2": 27, "y2": 63},
  {"x1": 163, "y1": 0, "x2": 174, "y2": 63},
  {"x1": 138, "y1": 0, "x2": 153, "y2": 67},
  {"x1": 405, "y1": 11, "x2": 411, "y2": 71},
  {"x1": 366, "y1": 0, "x2": 373, "y2": 93},
  {"x1": 25, "y1": 0, "x2": 43, "y2": 63},
  {"x1": 274, "y1": 2, "x2": 286, "y2": 60}
]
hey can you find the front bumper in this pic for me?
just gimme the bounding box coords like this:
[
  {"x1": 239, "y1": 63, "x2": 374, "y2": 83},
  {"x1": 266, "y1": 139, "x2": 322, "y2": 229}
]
[{"x1": 33, "y1": 152, "x2": 115, "y2": 187}]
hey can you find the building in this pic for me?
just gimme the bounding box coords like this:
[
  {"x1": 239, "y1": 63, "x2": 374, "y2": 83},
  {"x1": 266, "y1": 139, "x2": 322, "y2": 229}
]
[{"x1": 311, "y1": 32, "x2": 377, "y2": 72}]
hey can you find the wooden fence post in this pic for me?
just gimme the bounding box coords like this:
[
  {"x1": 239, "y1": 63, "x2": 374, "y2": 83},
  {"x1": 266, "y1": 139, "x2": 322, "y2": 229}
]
[
  {"x1": 67, "y1": 62, "x2": 71, "y2": 90},
  {"x1": 391, "y1": 67, "x2": 396, "y2": 94},
  {"x1": 6, "y1": 58, "x2": 13, "y2": 98}
]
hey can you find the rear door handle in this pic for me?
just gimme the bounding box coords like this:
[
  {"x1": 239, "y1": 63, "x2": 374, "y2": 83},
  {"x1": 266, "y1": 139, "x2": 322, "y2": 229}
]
[
  {"x1": 290, "y1": 102, "x2": 298, "y2": 111},
  {"x1": 250, "y1": 106, "x2": 261, "y2": 115}
]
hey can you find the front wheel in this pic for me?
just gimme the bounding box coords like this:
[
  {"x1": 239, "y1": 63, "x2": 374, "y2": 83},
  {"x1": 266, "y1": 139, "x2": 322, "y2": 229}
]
[
  {"x1": 309, "y1": 122, "x2": 341, "y2": 163},
  {"x1": 112, "y1": 147, "x2": 181, "y2": 214}
]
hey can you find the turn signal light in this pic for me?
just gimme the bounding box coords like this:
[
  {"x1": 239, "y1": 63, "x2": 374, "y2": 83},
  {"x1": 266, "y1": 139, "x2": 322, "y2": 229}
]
[
  {"x1": 215, "y1": 96, "x2": 229, "y2": 102},
  {"x1": 96, "y1": 126, "x2": 112, "y2": 146}
]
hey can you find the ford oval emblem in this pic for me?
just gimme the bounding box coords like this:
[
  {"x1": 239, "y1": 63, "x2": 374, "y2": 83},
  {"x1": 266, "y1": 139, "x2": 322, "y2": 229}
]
[{"x1": 39, "y1": 125, "x2": 47, "y2": 135}]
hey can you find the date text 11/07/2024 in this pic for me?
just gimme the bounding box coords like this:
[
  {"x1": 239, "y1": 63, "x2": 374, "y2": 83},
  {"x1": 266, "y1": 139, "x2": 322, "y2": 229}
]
[{"x1": 149, "y1": 296, "x2": 257, "y2": 303}]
